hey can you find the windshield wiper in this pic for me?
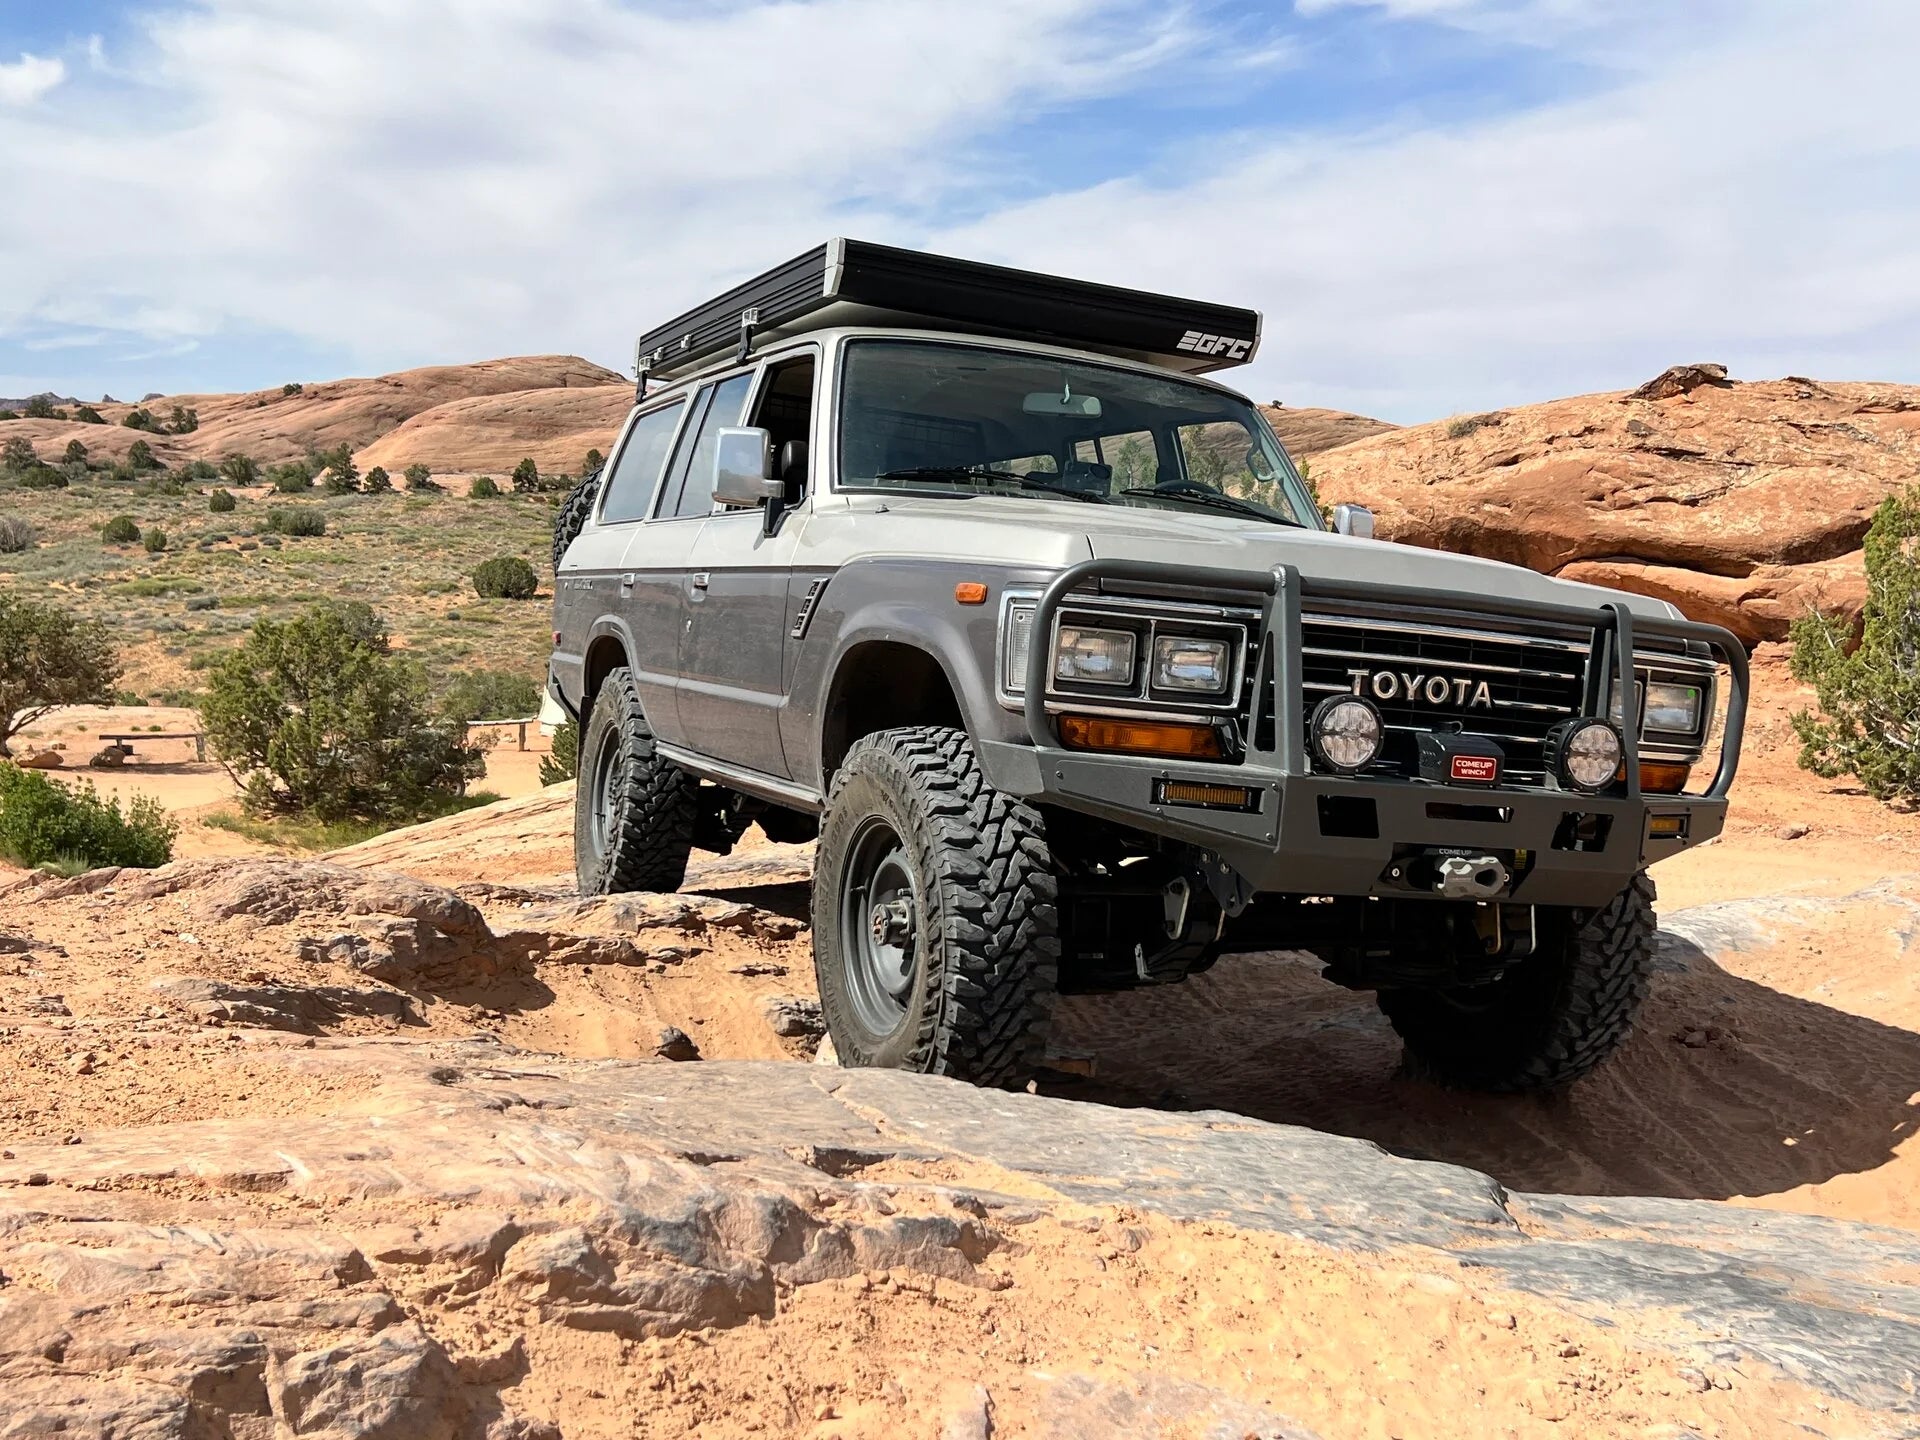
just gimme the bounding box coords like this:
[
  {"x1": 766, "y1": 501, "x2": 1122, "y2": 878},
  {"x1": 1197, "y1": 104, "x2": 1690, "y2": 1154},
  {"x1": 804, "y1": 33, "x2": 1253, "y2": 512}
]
[
  {"x1": 1118, "y1": 482, "x2": 1303, "y2": 527},
  {"x1": 876, "y1": 467, "x2": 1111, "y2": 503}
]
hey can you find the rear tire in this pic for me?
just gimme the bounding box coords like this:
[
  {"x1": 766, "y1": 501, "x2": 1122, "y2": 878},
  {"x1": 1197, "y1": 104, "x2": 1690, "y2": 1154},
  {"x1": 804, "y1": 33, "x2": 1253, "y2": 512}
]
[
  {"x1": 1377, "y1": 873, "x2": 1656, "y2": 1093},
  {"x1": 573, "y1": 666, "x2": 696, "y2": 895},
  {"x1": 812, "y1": 726, "x2": 1058, "y2": 1087}
]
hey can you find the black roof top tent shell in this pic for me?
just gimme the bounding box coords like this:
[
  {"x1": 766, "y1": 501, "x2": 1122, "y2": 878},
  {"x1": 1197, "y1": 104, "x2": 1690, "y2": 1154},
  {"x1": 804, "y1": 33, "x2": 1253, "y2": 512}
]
[{"x1": 632, "y1": 238, "x2": 1264, "y2": 386}]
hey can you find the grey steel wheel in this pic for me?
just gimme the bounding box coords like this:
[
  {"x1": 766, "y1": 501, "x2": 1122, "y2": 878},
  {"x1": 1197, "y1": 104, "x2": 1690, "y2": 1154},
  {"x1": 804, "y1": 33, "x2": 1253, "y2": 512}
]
[{"x1": 837, "y1": 816, "x2": 922, "y2": 1037}]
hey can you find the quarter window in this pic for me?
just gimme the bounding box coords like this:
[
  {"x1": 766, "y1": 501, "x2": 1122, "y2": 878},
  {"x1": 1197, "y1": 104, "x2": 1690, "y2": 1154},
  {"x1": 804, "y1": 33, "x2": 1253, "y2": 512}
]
[{"x1": 598, "y1": 400, "x2": 686, "y2": 524}]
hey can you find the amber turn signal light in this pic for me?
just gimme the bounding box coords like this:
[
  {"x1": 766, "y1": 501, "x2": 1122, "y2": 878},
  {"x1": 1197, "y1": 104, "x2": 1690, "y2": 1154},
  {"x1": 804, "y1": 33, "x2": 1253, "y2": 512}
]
[
  {"x1": 1058, "y1": 714, "x2": 1224, "y2": 760},
  {"x1": 954, "y1": 582, "x2": 989, "y2": 605},
  {"x1": 1638, "y1": 760, "x2": 1693, "y2": 794}
]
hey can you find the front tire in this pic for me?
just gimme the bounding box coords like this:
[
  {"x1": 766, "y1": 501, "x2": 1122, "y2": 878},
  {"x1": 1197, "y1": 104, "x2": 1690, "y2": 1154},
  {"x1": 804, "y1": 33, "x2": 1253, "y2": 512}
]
[
  {"x1": 573, "y1": 667, "x2": 696, "y2": 895},
  {"x1": 812, "y1": 727, "x2": 1059, "y2": 1087},
  {"x1": 1377, "y1": 873, "x2": 1656, "y2": 1093}
]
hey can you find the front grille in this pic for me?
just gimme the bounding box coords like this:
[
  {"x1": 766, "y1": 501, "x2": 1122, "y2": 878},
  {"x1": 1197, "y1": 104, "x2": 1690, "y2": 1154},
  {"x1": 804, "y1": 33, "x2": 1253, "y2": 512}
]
[{"x1": 1297, "y1": 609, "x2": 1592, "y2": 784}]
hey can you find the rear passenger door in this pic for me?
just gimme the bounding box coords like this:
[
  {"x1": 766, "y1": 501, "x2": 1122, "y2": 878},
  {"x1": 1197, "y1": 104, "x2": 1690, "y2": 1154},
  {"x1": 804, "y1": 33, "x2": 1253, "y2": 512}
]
[{"x1": 587, "y1": 396, "x2": 690, "y2": 739}]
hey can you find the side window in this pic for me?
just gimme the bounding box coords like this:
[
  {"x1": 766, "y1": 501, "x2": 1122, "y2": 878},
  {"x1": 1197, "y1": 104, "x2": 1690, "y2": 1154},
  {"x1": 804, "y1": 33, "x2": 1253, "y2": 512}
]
[
  {"x1": 747, "y1": 355, "x2": 816, "y2": 504},
  {"x1": 1075, "y1": 431, "x2": 1158, "y2": 488},
  {"x1": 598, "y1": 400, "x2": 687, "y2": 524},
  {"x1": 664, "y1": 373, "x2": 754, "y2": 519},
  {"x1": 1177, "y1": 420, "x2": 1263, "y2": 496}
]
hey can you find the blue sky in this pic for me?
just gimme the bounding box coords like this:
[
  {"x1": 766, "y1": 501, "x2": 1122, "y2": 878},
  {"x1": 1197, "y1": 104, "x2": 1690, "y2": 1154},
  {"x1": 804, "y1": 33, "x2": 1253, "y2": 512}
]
[{"x1": 1, "y1": 0, "x2": 1915, "y2": 421}]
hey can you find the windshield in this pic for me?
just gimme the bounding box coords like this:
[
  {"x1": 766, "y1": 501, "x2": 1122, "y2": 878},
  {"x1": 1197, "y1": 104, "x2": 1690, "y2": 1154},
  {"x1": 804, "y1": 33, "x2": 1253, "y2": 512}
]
[{"x1": 836, "y1": 339, "x2": 1320, "y2": 528}]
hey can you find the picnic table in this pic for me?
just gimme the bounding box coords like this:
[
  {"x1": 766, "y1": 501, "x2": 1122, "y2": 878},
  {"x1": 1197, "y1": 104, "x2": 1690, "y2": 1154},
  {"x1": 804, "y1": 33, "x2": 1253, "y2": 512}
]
[{"x1": 99, "y1": 732, "x2": 207, "y2": 762}]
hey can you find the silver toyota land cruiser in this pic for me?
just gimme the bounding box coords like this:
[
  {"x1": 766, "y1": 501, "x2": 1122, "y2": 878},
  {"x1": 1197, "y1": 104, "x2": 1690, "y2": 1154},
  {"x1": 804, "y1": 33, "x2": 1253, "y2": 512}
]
[{"x1": 548, "y1": 240, "x2": 1748, "y2": 1093}]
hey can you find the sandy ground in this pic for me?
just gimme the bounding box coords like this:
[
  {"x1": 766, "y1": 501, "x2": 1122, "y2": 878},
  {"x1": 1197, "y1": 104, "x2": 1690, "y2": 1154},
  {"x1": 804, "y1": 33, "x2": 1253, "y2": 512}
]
[{"x1": 2, "y1": 647, "x2": 1918, "y2": 1436}]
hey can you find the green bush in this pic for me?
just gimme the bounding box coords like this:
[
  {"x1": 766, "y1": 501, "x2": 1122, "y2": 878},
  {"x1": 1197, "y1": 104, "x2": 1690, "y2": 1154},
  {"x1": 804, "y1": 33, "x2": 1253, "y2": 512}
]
[
  {"x1": 209, "y1": 488, "x2": 237, "y2": 513},
  {"x1": 0, "y1": 764, "x2": 176, "y2": 871},
  {"x1": 122, "y1": 407, "x2": 160, "y2": 432},
  {"x1": 23, "y1": 395, "x2": 62, "y2": 420},
  {"x1": 74, "y1": 405, "x2": 105, "y2": 425},
  {"x1": 472, "y1": 556, "x2": 539, "y2": 600},
  {"x1": 0, "y1": 594, "x2": 119, "y2": 756},
  {"x1": 16, "y1": 466, "x2": 67, "y2": 491},
  {"x1": 440, "y1": 668, "x2": 541, "y2": 724},
  {"x1": 102, "y1": 515, "x2": 141, "y2": 544},
  {"x1": 582, "y1": 448, "x2": 604, "y2": 476},
  {"x1": 220, "y1": 453, "x2": 260, "y2": 486},
  {"x1": 322, "y1": 468, "x2": 359, "y2": 495},
  {"x1": 1791, "y1": 484, "x2": 1920, "y2": 802},
  {"x1": 403, "y1": 463, "x2": 440, "y2": 493},
  {"x1": 142, "y1": 527, "x2": 168, "y2": 554},
  {"x1": 282, "y1": 382, "x2": 304, "y2": 397},
  {"x1": 0, "y1": 411, "x2": 15, "y2": 421},
  {"x1": 127, "y1": 438, "x2": 161, "y2": 471},
  {"x1": 1, "y1": 436, "x2": 35, "y2": 472},
  {"x1": 0, "y1": 516, "x2": 35, "y2": 553},
  {"x1": 469, "y1": 474, "x2": 501, "y2": 498},
  {"x1": 363, "y1": 465, "x2": 392, "y2": 493},
  {"x1": 271, "y1": 460, "x2": 314, "y2": 493},
  {"x1": 62, "y1": 439, "x2": 88, "y2": 468},
  {"x1": 183, "y1": 458, "x2": 218, "y2": 481},
  {"x1": 539, "y1": 719, "x2": 578, "y2": 786},
  {"x1": 166, "y1": 405, "x2": 199, "y2": 435},
  {"x1": 199, "y1": 601, "x2": 485, "y2": 822},
  {"x1": 511, "y1": 457, "x2": 541, "y2": 494},
  {"x1": 267, "y1": 508, "x2": 326, "y2": 537}
]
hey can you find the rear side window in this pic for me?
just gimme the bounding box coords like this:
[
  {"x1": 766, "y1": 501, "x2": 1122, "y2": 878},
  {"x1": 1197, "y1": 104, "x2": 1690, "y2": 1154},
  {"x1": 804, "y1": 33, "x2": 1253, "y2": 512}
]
[
  {"x1": 663, "y1": 373, "x2": 754, "y2": 519},
  {"x1": 598, "y1": 401, "x2": 686, "y2": 524}
]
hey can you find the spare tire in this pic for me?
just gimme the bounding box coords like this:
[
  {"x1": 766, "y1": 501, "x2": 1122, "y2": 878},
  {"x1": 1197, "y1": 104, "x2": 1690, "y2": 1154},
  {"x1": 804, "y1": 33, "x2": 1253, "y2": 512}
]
[{"x1": 551, "y1": 467, "x2": 603, "y2": 574}]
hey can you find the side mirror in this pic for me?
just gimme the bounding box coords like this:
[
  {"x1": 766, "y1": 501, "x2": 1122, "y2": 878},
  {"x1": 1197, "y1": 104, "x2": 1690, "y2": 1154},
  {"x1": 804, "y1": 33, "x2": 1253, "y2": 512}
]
[
  {"x1": 713, "y1": 427, "x2": 783, "y2": 508},
  {"x1": 1332, "y1": 503, "x2": 1375, "y2": 539}
]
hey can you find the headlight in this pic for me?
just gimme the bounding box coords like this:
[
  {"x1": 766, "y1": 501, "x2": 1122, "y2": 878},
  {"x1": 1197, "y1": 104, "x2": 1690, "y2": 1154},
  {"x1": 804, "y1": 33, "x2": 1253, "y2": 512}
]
[
  {"x1": 1151, "y1": 635, "x2": 1230, "y2": 695},
  {"x1": 1054, "y1": 626, "x2": 1136, "y2": 686},
  {"x1": 1643, "y1": 680, "x2": 1704, "y2": 734}
]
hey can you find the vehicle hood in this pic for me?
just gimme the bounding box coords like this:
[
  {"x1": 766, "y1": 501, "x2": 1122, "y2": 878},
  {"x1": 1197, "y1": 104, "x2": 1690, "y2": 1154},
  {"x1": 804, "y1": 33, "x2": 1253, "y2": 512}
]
[{"x1": 837, "y1": 494, "x2": 1683, "y2": 621}]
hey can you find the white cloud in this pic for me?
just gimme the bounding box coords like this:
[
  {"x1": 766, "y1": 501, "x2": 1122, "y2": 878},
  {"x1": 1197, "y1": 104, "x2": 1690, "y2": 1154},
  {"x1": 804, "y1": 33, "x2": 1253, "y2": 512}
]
[{"x1": 0, "y1": 53, "x2": 65, "y2": 106}]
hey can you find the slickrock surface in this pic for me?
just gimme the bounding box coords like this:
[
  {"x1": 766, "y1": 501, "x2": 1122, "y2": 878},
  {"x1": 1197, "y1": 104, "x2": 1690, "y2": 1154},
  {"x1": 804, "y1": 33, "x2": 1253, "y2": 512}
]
[{"x1": 1308, "y1": 368, "x2": 1920, "y2": 641}]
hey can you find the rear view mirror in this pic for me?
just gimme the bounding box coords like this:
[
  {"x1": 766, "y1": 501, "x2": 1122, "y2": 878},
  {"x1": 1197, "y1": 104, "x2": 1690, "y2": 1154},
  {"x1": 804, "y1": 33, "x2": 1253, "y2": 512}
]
[
  {"x1": 713, "y1": 427, "x2": 782, "y2": 508},
  {"x1": 1332, "y1": 503, "x2": 1375, "y2": 539},
  {"x1": 1023, "y1": 390, "x2": 1103, "y2": 418}
]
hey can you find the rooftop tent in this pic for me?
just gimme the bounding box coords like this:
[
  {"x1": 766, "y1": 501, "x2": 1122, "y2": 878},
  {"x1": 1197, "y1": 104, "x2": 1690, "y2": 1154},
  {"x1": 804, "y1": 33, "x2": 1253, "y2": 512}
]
[{"x1": 633, "y1": 239, "x2": 1263, "y2": 385}]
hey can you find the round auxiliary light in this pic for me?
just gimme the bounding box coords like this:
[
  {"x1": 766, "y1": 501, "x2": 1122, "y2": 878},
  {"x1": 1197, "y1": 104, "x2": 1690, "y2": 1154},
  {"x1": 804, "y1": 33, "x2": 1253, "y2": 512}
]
[
  {"x1": 1310, "y1": 695, "x2": 1384, "y2": 774},
  {"x1": 1549, "y1": 719, "x2": 1624, "y2": 794}
]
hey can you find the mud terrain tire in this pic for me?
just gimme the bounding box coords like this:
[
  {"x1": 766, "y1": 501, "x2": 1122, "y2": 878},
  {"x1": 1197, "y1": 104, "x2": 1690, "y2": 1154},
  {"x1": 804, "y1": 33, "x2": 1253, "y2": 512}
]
[
  {"x1": 551, "y1": 466, "x2": 603, "y2": 574},
  {"x1": 1378, "y1": 873, "x2": 1656, "y2": 1093},
  {"x1": 812, "y1": 726, "x2": 1058, "y2": 1087},
  {"x1": 574, "y1": 666, "x2": 696, "y2": 894}
]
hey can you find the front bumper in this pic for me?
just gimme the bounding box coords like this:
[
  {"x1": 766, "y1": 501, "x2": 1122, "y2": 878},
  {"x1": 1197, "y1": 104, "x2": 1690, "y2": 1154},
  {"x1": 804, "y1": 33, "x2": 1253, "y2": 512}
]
[{"x1": 982, "y1": 559, "x2": 1749, "y2": 910}]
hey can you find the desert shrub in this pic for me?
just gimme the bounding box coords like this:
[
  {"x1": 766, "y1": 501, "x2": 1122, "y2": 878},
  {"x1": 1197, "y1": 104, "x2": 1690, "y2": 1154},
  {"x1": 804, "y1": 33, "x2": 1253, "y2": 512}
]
[
  {"x1": 403, "y1": 463, "x2": 440, "y2": 493},
  {"x1": 0, "y1": 594, "x2": 119, "y2": 757},
  {"x1": 183, "y1": 458, "x2": 218, "y2": 481},
  {"x1": 73, "y1": 405, "x2": 104, "y2": 425},
  {"x1": 511, "y1": 457, "x2": 541, "y2": 494},
  {"x1": 0, "y1": 764, "x2": 175, "y2": 870},
  {"x1": 209, "y1": 488, "x2": 237, "y2": 513},
  {"x1": 282, "y1": 382, "x2": 303, "y2": 397},
  {"x1": 472, "y1": 556, "x2": 538, "y2": 600},
  {"x1": 61, "y1": 439, "x2": 88, "y2": 468},
  {"x1": 582, "y1": 448, "x2": 604, "y2": 476},
  {"x1": 0, "y1": 411, "x2": 15, "y2": 421},
  {"x1": 539, "y1": 719, "x2": 578, "y2": 786},
  {"x1": 1791, "y1": 484, "x2": 1920, "y2": 803},
  {"x1": 23, "y1": 395, "x2": 61, "y2": 420},
  {"x1": 199, "y1": 601, "x2": 485, "y2": 822},
  {"x1": 101, "y1": 515, "x2": 140, "y2": 544},
  {"x1": 267, "y1": 508, "x2": 326, "y2": 537},
  {"x1": 270, "y1": 461, "x2": 314, "y2": 493},
  {"x1": 363, "y1": 466, "x2": 392, "y2": 493},
  {"x1": 469, "y1": 474, "x2": 501, "y2": 498},
  {"x1": 220, "y1": 453, "x2": 260, "y2": 486},
  {"x1": 0, "y1": 516, "x2": 35, "y2": 553},
  {"x1": 142, "y1": 527, "x2": 168, "y2": 553},
  {"x1": 322, "y1": 468, "x2": 359, "y2": 495},
  {"x1": 122, "y1": 407, "x2": 160, "y2": 432},
  {"x1": 166, "y1": 405, "x2": 199, "y2": 435},
  {"x1": 127, "y1": 438, "x2": 161, "y2": 471},
  {"x1": 440, "y1": 668, "x2": 541, "y2": 724},
  {"x1": 1, "y1": 436, "x2": 35, "y2": 472},
  {"x1": 16, "y1": 466, "x2": 67, "y2": 491}
]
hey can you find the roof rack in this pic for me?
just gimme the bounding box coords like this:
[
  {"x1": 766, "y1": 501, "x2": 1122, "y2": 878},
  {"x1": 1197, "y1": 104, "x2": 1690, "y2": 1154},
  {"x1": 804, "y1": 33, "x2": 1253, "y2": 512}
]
[{"x1": 632, "y1": 239, "x2": 1261, "y2": 387}]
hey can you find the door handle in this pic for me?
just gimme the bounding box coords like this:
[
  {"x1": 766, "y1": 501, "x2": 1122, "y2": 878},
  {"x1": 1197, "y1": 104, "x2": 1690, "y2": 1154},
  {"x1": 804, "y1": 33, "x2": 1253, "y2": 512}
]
[{"x1": 690, "y1": 572, "x2": 711, "y2": 591}]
